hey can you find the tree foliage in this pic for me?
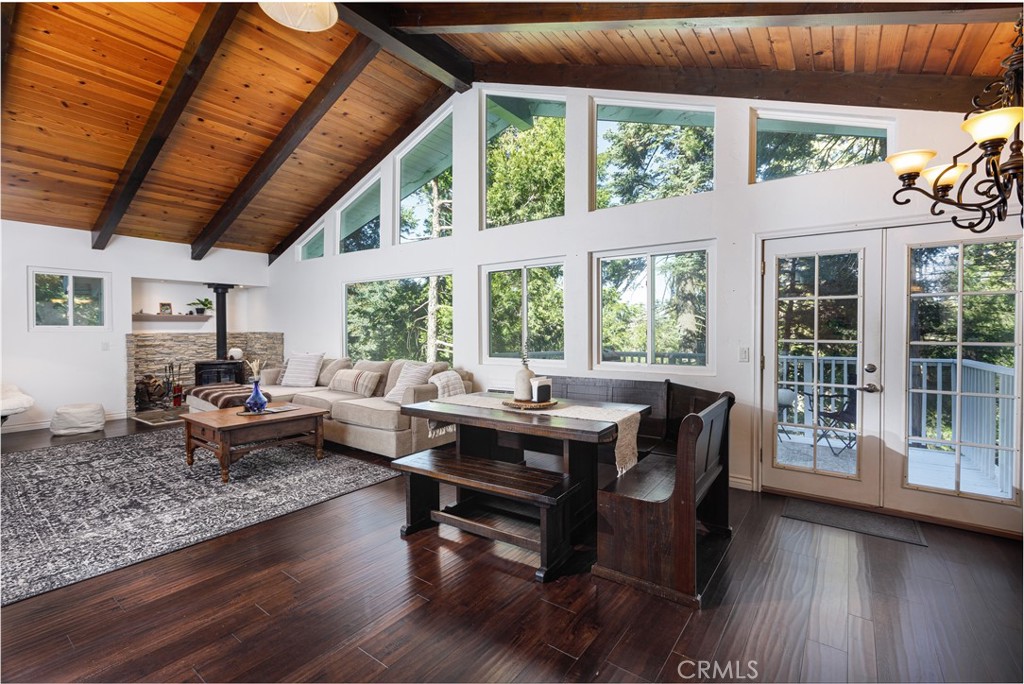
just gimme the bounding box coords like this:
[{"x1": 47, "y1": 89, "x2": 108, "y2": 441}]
[
  {"x1": 755, "y1": 131, "x2": 884, "y2": 182},
  {"x1": 346, "y1": 275, "x2": 453, "y2": 364},
  {"x1": 486, "y1": 117, "x2": 565, "y2": 227}
]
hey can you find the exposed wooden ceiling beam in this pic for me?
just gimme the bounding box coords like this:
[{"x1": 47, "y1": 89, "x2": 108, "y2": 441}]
[
  {"x1": 191, "y1": 34, "x2": 381, "y2": 260},
  {"x1": 335, "y1": 3, "x2": 473, "y2": 91},
  {"x1": 476, "y1": 62, "x2": 994, "y2": 113},
  {"x1": 90, "y1": 4, "x2": 240, "y2": 250},
  {"x1": 392, "y1": 2, "x2": 1021, "y2": 33},
  {"x1": 269, "y1": 85, "x2": 454, "y2": 264}
]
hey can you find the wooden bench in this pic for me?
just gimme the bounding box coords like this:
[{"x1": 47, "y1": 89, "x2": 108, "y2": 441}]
[
  {"x1": 591, "y1": 389, "x2": 735, "y2": 608},
  {"x1": 391, "y1": 449, "x2": 580, "y2": 582}
]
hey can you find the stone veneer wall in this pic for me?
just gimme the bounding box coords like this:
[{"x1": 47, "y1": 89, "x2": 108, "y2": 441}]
[{"x1": 126, "y1": 332, "x2": 284, "y2": 416}]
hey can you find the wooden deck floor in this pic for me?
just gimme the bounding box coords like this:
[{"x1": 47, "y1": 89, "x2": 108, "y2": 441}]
[{"x1": 1, "y1": 422, "x2": 1021, "y2": 682}]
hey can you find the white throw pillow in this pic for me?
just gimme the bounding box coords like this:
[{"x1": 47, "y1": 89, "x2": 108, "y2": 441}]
[
  {"x1": 280, "y1": 353, "x2": 324, "y2": 387},
  {"x1": 328, "y1": 369, "x2": 381, "y2": 397},
  {"x1": 383, "y1": 361, "x2": 434, "y2": 404}
]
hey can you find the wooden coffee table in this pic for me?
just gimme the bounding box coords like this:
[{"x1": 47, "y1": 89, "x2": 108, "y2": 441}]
[{"x1": 180, "y1": 403, "x2": 329, "y2": 482}]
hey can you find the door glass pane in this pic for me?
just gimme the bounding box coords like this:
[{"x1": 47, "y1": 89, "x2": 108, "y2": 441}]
[
  {"x1": 906, "y1": 239, "x2": 1018, "y2": 500},
  {"x1": 775, "y1": 251, "x2": 861, "y2": 477}
]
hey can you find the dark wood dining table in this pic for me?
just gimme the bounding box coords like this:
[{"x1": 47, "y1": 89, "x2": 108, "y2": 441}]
[{"x1": 400, "y1": 392, "x2": 651, "y2": 539}]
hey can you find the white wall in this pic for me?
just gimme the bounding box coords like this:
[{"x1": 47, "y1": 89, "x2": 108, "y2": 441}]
[
  {"x1": 265, "y1": 83, "x2": 975, "y2": 489},
  {"x1": 130, "y1": 279, "x2": 268, "y2": 334},
  {"x1": 1, "y1": 222, "x2": 272, "y2": 431}
]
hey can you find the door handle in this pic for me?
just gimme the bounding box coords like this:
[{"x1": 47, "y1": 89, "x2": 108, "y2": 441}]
[{"x1": 856, "y1": 383, "x2": 882, "y2": 393}]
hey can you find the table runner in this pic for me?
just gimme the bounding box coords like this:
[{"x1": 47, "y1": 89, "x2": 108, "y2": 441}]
[{"x1": 431, "y1": 393, "x2": 641, "y2": 474}]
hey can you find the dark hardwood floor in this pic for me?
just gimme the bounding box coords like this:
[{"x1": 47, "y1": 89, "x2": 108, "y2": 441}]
[{"x1": 2, "y1": 421, "x2": 1021, "y2": 682}]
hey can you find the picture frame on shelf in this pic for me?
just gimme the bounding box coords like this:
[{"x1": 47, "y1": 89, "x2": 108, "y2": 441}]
[{"x1": 158, "y1": 302, "x2": 173, "y2": 315}]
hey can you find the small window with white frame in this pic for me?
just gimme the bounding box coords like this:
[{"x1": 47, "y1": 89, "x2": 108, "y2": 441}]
[
  {"x1": 339, "y1": 177, "x2": 381, "y2": 253},
  {"x1": 30, "y1": 267, "x2": 111, "y2": 331},
  {"x1": 753, "y1": 110, "x2": 890, "y2": 183},
  {"x1": 298, "y1": 221, "x2": 326, "y2": 261},
  {"x1": 595, "y1": 243, "x2": 712, "y2": 368},
  {"x1": 595, "y1": 101, "x2": 715, "y2": 209},
  {"x1": 485, "y1": 260, "x2": 565, "y2": 362},
  {"x1": 399, "y1": 112, "x2": 453, "y2": 243}
]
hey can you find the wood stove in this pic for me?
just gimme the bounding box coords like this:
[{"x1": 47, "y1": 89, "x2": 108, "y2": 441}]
[{"x1": 194, "y1": 360, "x2": 245, "y2": 386}]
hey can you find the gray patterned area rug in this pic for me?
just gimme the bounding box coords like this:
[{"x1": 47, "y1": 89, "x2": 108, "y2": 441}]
[{"x1": 1, "y1": 428, "x2": 398, "y2": 605}]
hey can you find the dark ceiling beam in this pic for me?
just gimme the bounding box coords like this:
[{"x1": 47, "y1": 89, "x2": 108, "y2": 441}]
[
  {"x1": 1, "y1": 3, "x2": 17, "y2": 92},
  {"x1": 476, "y1": 62, "x2": 995, "y2": 113},
  {"x1": 392, "y1": 2, "x2": 1021, "y2": 33},
  {"x1": 90, "y1": 4, "x2": 240, "y2": 250},
  {"x1": 191, "y1": 34, "x2": 381, "y2": 260},
  {"x1": 335, "y1": 3, "x2": 473, "y2": 91},
  {"x1": 269, "y1": 85, "x2": 453, "y2": 264}
]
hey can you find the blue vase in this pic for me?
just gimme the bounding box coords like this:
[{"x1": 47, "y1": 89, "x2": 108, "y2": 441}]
[{"x1": 244, "y1": 380, "x2": 268, "y2": 414}]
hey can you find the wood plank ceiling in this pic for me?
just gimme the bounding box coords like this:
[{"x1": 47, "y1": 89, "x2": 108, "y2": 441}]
[{"x1": 1, "y1": 2, "x2": 1020, "y2": 260}]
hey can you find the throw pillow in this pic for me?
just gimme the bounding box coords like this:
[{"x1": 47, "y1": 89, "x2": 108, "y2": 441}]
[
  {"x1": 353, "y1": 360, "x2": 393, "y2": 396},
  {"x1": 280, "y1": 352, "x2": 325, "y2": 387},
  {"x1": 328, "y1": 369, "x2": 381, "y2": 397},
  {"x1": 383, "y1": 361, "x2": 434, "y2": 404},
  {"x1": 259, "y1": 367, "x2": 283, "y2": 385},
  {"x1": 317, "y1": 357, "x2": 352, "y2": 386}
]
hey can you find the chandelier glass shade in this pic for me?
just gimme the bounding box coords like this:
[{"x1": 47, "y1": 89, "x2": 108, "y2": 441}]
[
  {"x1": 258, "y1": 2, "x2": 338, "y2": 32},
  {"x1": 885, "y1": 18, "x2": 1023, "y2": 232}
]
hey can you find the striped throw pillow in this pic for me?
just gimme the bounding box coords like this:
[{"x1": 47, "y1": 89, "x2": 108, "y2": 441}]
[
  {"x1": 383, "y1": 361, "x2": 434, "y2": 404},
  {"x1": 329, "y1": 369, "x2": 381, "y2": 397},
  {"x1": 280, "y1": 353, "x2": 325, "y2": 387}
]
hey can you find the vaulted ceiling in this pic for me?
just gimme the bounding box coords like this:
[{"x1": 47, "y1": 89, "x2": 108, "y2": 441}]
[{"x1": 1, "y1": 2, "x2": 1019, "y2": 261}]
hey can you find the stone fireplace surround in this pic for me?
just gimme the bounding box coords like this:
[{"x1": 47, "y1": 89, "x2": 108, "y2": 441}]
[{"x1": 126, "y1": 332, "x2": 283, "y2": 416}]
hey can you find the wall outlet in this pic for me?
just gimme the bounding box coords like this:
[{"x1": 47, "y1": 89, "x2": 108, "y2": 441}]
[
  {"x1": 738, "y1": 346, "x2": 750, "y2": 363},
  {"x1": 101, "y1": 341, "x2": 111, "y2": 352}
]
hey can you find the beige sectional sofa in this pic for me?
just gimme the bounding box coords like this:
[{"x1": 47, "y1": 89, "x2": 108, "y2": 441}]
[{"x1": 260, "y1": 357, "x2": 472, "y2": 459}]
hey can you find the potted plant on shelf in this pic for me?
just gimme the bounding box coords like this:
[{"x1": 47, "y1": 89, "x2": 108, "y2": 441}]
[{"x1": 187, "y1": 297, "x2": 213, "y2": 315}]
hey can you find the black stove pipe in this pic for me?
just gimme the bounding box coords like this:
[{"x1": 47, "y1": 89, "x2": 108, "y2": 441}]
[{"x1": 205, "y1": 283, "x2": 235, "y2": 359}]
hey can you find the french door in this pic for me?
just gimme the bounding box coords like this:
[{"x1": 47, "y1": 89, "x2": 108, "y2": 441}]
[{"x1": 761, "y1": 225, "x2": 1022, "y2": 534}]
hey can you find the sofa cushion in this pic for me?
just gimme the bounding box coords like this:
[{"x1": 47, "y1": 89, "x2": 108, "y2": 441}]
[
  {"x1": 259, "y1": 367, "x2": 283, "y2": 385},
  {"x1": 353, "y1": 360, "x2": 393, "y2": 396},
  {"x1": 385, "y1": 360, "x2": 449, "y2": 395},
  {"x1": 331, "y1": 397, "x2": 410, "y2": 431},
  {"x1": 291, "y1": 389, "x2": 365, "y2": 411},
  {"x1": 281, "y1": 353, "x2": 325, "y2": 387},
  {"x1": 318, "y1": 357, "x2": 352, "y2": 386},
  {"x1": 383, "y1": 361, "x2": 434, "y2": 404},
  {"x1": 329, "y1": 368, "x2": 381, "y2": 397}
]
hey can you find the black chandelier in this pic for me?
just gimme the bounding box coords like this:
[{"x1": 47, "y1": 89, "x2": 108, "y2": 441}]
[{"x1": 885, "y1": 17, "x2": 1022, "y2": 233}]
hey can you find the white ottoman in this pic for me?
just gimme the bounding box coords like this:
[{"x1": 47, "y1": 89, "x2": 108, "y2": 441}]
[{"x1": 51, "y1": 403, "x2": 105, "y2": 435}]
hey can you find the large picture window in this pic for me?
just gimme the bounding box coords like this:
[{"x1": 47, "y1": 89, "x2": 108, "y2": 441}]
[
  {"x1": 31, "y1": 268, "x2": 109, "y2": 330},
  {"x1": 485, "y1": 95, "x2": 565, "y2": 228},
  {"x1": 595, "y1": 103, "x2": 714, "y2": 209},
  {"x1": 487, "y1": 263, "x2": 565, "y2": 361},
  {"x1": 345, "y1": 274, "x2": 453, "y2": 363},
  {"x1": 400, "y1": 114, "x2": 453, "y2": 243},
  {"x1": 754, "y1": 113, "x2": 888, "y2": 183},
  {"x1": 339, "y1": 179, "x2": 381, "y2": 253},
  {"x1": 598, "y1": 247, "x2": 709, "y2": 367}
]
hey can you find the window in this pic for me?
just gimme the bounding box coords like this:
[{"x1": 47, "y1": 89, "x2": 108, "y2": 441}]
[
  {"x1": 31, "y1": 268, "x2": 109, "y2": 330},
  {"x1": 487, "y1": 263, "x2": 565, "y2": 361},
  {"x1": 595, "y1": 103, "x2": 714, "y2": 209},
  {"x1": 598, "y1": 247, "x2": 709, "y2": 367},
  {"x1": 754, "y1": 113, "x2": 888, "y2": 182},
  {"x1": 299, "y1": 224, "x2": 325, "y2": 260},
  {"x1": 484, "y1": 95, "x2": 565, "y2": 228},
  {"x1": 906, "y1": 239, "x2": 1019, "y2": 500},
  {"x1": 345, "y1": 273, "x2": 453, "y2": 363},
  {"x1": 400, "y1": 113, "x2": 453, "y2": 243},
  {"x1": 339, "y1": 179, "x2": 381, "y2": 253}
]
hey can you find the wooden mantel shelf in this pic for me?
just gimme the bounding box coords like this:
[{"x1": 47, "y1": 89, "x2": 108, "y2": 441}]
[{"x1": 132, "y1": 314, "x2": 212, "y2": 322}]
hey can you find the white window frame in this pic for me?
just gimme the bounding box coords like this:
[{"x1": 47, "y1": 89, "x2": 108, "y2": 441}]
[
  {"x1": 480, "y1": 257, "x2": 567, "y2": 367},
  {"x1": 479, "y1": 88, "x2": 569, "y2": 231},
  {"x1": 591, "y1": 96, "x2": 717, "y2": 211},
  {"x1": 28, "y1": 267, "x2": 112, "y2": 332},
  {"x1": 394, "y1": 104, "x2": 455, "y2": 246},
  {"x1": 750, "y1": 107, "x2": 894, "y2": 185},
  {"x1": 592, "y1": 240, "x2": 716, "y2": 375},
  {"x1": 337, "y1": 172, "x2": 383, "y2": 254},
  {"x1": 295, "y1": 219, "x2": 328, "y2": 262}
]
